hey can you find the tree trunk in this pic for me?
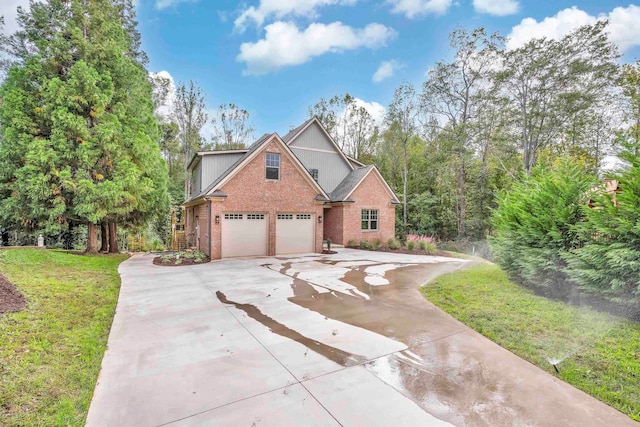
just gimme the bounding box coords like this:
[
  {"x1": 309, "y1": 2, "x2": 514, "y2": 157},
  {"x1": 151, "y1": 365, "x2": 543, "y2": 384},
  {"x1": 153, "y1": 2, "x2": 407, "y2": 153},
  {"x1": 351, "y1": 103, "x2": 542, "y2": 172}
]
[
  {"x1": 108, "y1": 221, "x2": 119, "y2": 253},
  {"x1": 402, "y1": 138, "x2": 408, "y2": 236},
  {"x1": 100, "y1": 222, "x2": 108, "y2": 252},
  {"x1": 86, "y1": 223, "x2": 98, "y2": 253},
  {"x1": 457, "y1": 154, "x2": 466, "y2": 238}
]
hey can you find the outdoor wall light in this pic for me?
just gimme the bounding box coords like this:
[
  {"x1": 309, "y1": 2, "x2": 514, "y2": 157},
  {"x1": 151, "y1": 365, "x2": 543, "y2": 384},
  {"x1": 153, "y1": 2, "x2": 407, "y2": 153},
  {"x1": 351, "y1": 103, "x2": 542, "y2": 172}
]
[
  {"x1": 318, "y1": 216, "x2": 323, "y2": 223},
  {"x1": 215, "y1": 215, "x2": 220, "y2": 224}
]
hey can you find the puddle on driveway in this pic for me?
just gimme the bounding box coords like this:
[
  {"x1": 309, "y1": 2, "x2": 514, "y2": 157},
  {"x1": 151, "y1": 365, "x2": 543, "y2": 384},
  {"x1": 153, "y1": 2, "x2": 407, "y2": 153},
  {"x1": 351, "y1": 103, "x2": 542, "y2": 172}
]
[
  {"x1": 216, "y1": 291, "x2": 366, "y2": 367},
  {"x1": 286, "y1": 261, "x2": 465, "y2": 347}
]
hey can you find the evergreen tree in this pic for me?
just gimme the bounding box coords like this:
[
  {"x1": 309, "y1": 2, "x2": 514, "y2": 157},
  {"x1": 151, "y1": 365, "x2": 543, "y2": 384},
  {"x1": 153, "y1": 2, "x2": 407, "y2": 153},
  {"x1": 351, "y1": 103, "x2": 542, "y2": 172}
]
[
  {"x1": 0, "y1": 0, "x2": 168, "y2": 252},
  {"x1": 490, "y1": 159, "x2": 596, "y2": 293},
  {"x1": 564, "y1": 64, "x2": 640, "y2": 301}
]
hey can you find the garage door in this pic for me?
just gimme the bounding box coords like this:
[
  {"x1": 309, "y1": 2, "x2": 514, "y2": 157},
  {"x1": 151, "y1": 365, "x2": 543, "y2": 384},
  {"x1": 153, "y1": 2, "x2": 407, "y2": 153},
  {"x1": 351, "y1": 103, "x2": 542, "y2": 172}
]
[
  {"x1": 276, "y1": 213, "x2": 314, "y2": 254},
  {"x1": 221, "y1": 213, "x2": 268, "y2": 258}
]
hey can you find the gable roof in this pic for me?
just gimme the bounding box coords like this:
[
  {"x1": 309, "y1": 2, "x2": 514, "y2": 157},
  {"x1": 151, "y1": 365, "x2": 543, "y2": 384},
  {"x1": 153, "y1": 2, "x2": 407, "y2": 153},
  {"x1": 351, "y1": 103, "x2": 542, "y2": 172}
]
[
  {"x1": 330, "y1": 165, "x2": 400, "y2": 204},
  {"x1": 182, "y1": 133, "x2": 328, "y2": 206},
  {"x1": 186, "y1": 149, "x2": 250, "y2": 171},
  {"x1": 345, "y1": 155, "x2": 365, "y2": 168},
  {"x1": 282, "y1": 118, "x2": 314, "y2": 143},
  {"x1": 283, "y1": 117, "x2": 354, "y2": 172}
]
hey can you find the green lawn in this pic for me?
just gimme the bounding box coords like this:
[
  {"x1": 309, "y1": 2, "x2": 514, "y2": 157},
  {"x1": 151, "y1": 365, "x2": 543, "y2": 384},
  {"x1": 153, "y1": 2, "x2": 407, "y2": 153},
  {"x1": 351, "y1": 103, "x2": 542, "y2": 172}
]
[
  {"x1": 0, "y1": 249, "x2": 127, "y2": 426},
  {"x1": 421, "y1": 263, "x2": 640, "y2": 422}
]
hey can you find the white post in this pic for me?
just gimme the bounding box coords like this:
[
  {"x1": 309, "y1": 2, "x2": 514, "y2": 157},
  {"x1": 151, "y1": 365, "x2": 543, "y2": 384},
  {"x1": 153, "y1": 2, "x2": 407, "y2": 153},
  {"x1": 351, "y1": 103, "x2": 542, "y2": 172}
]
[{"x1": 37, "y1": 234, "x2": 44, "y2": 247}]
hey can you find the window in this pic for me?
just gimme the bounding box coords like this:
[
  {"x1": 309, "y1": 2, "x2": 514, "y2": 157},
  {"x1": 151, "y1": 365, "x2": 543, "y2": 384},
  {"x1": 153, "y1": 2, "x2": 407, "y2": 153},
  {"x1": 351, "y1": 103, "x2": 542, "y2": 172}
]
[
  {"x1": 361, "y1": 209, "x2": 378, "y2": 231},
  {"x1": 277, "y1": 214, "x2": 293, "y2": 220},
  {"x1": 247, "y1": 214, "x2": 264, "y2": 220},
  {"x1": 309, "y1": 168, "x2": 318, "y2": 182},
  {"x1": 224, "y1": 214, "x2": 243, "y2": 220},
  {"x1": 296, "y1": 214, "x2": 311, "y2": 220},
  {"x1": 266, "y1": 153, "x2": 280, "y2": 180}
]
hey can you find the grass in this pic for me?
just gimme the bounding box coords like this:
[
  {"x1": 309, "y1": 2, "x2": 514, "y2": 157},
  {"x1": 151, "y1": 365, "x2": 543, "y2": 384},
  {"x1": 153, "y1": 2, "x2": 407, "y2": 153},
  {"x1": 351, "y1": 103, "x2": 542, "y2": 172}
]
[
  {"x1": 0, "y1": 249, "x2": 127, "y2": 426},
  {"x1": 421, "y1": 263, "x2": 640, "y2": 422}
]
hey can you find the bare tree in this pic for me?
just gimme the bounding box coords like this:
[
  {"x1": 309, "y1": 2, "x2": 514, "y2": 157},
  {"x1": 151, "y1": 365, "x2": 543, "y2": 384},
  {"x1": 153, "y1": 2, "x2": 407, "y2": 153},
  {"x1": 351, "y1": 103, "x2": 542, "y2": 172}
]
[
  {"x1": 421, "y1": 27, "x2": 503, "y2": 237},
  {"x1": 496, "y1": 22, "x2": 619, "y2": 173},
  {"x1": 385, "y1": 83, "x2": 418, "y2": 234},
  {"x1": 343, "y1": 103, "x2": 377, "y2": 160},
  {"x1": 211, "y1": 103, "x2": 255, "y2": 150},
  {"x1": 172, "y1": 81, "x2": 208, "y2": 199}
]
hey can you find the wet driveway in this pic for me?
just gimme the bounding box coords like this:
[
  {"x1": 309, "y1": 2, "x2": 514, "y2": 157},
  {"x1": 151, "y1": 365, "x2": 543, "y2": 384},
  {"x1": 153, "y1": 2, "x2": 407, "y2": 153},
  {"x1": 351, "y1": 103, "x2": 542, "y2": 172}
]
[{"x1": 86, "y1": 249, "x2": 637, "y2": 426}]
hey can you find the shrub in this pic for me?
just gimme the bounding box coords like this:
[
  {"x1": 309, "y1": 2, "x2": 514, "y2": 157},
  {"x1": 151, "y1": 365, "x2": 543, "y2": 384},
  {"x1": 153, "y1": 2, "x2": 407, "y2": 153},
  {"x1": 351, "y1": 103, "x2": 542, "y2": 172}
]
[
  {"x1": 564, "y1": 141, "x2": 640, "y2": 301},
  {"x1": 372, "y1": 239, "x2": 382, "y2": 250},
  {"x1": 489, "y1": 158, "x2": 596, "y2": 295},
  {"x1": 360, "y1": 240, "x2": 373, "y2": 250},
  {"x1": 407, "y1": 241, "x2": 415, "y2": 250},
  {"x1": 346, "y1": 240, "x2": 358, "y2": 248},
  {"x1": 407, "y1": 233, "x2": 436, "y2": 245},
  {"x1": 326, "y1": 238, "x2": 332, "y2": 251},
  {"x1": 151, "y1": 238, "x2": 165, "y2": 251},
  {"x1": 160, "y1": 250, "x2": 208, "y2": 264},
  {"x1": 422, "y1": 242, "x2": 438, "y2": 255},
  {"x1": 387, "y1": 238, "x2": 401, "y2": 249}
]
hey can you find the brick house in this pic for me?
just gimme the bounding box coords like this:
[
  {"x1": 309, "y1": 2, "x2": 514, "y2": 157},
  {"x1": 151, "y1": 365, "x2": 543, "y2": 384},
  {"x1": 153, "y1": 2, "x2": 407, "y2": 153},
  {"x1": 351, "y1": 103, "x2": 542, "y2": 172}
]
[{"x1": 182, "y1": 117, "x2": 399, "y2": 260}]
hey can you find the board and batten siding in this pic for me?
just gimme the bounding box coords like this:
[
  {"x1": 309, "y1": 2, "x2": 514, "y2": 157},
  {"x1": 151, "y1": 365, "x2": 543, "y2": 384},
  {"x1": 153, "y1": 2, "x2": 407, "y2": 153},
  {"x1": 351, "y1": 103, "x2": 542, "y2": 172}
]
[
  {"x1": 191, "y1": 162, "x2": 202, "y2": 197},
  {"x1": 288, "y1": 121, "x2": 352, "y2": 193},
  {"x1": 290, "y1": 148, "x2": 350, "y2": 193},
  {"x1": 201, "y1": 153, "x2": 244, "y2": 189}
]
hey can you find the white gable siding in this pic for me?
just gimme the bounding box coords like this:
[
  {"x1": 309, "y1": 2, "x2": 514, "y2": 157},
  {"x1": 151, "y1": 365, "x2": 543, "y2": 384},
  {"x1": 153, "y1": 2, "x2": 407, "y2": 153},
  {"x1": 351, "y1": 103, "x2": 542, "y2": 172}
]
[
  {"x1": 289, "y1": 121, "x2": 337, "y2": 151},
  {"x1": 191, "y1": 162, "x2": 202, "y2": 196},
  {"x1": 291, "y1": 149, "x2": 350, "y2": 193},
  {"x1": 288, "y1": 121, "x2": 351, "y2": 193},
  {"x1": 201, "y1": 153, "x2": 244, "y2": 188}
]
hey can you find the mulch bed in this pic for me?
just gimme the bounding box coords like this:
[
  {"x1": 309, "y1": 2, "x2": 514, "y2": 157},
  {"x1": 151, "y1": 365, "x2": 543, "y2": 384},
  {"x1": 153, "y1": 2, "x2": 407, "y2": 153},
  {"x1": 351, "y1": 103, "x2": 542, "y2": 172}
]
[
  {"x1": 152, "y1": 256, "x2": 210, "y2": 267},
  {"x1": 322, "y1": 250, "x2": 338, "y2": 254},
  {"x1": 0, "y1": 273, "x2": 26, "y2": 313},
  {"x1": 345, "y1": 246, "x2": 450, "y2": 257}
]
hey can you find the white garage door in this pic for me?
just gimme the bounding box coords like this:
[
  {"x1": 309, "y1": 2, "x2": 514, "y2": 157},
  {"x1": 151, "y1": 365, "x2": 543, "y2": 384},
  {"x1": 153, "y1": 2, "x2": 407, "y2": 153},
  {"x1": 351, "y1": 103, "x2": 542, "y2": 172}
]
[
  {"x1": 276, "y1": 213, "x2": 314, "y2": 255},
  {"x1": 221, "y1": 213, "x2": 268, "y2": 258}
]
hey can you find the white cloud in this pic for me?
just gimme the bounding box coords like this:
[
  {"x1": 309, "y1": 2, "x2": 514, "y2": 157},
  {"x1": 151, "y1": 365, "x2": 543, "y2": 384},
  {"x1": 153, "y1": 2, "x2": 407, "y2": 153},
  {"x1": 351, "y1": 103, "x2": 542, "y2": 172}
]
[
  {"x1": 0, "y1": 0, "x2": 29, "y2": 35},
  {"x1": 507, "y1": 5, "x2": 640, "y2": 53},
  {"x1": 473, "y1": 0, "x2": 518, "y2": 16},
  {"x1": 237, "y1": 21, "x2": 396, "y2": 75},
  {"x1": 387, "y1": 0, "x2": 452, "y2": 19},
  {"x1": 235, "y1": 0, "x2": 357, "y2": 32},
  {"x1": 351, "y1": 98, "x2": 386, "y2": 125},
  {"x1": 372, "y1": 60, "x2": 402, "y2": 83},
  {"x1": 606, "y1": 5, "x2": 640, "y2": 52},
  {"x1": 155, "y1": 0, "x2": 200, "y2": 11}
]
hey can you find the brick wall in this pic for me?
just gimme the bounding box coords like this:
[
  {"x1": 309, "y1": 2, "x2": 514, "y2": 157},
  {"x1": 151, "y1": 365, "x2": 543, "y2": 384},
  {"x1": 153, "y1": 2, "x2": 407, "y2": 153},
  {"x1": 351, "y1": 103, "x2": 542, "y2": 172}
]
[
  {"x1": 342, "y1": 171, "x2": 396, "y2": 245},
  {"x1": 184, "y1": 203, "x2": 210, "y2": 256},
  {"x1": 323, "y1": 205, "x2": 344, "y2": 244},
  {"x1": 208, "y1": 138, "x2": 324, "y2": 259}
]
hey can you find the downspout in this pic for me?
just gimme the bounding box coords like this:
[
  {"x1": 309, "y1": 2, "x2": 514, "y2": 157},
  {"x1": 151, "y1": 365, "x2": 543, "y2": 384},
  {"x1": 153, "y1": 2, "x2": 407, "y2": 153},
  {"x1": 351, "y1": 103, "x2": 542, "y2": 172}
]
[{"x1": 207, "y1": 199, "x2": 212, "y2": 260}]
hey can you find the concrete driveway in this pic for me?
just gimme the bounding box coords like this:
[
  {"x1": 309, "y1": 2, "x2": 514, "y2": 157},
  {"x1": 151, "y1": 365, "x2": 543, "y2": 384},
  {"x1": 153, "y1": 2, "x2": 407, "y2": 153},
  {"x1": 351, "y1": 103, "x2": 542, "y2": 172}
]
[{"x1": 86, "y1": 249, "x2": 636, "y2": 426}]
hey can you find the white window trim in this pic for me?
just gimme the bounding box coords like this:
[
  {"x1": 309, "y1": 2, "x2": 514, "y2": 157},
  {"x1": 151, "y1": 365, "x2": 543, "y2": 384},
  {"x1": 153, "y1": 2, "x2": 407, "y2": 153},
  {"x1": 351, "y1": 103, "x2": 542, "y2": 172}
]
[
  {"x1": 361, "y1": 209, "x2": 379, "y2": 231},
  {"x1": 266, "y1": 152, "x2": 280, "y2": 181}
]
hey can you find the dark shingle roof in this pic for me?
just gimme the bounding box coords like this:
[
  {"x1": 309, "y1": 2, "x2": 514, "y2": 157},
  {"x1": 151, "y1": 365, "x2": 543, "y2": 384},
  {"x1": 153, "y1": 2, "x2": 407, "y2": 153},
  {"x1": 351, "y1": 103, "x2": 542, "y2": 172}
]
[
  {"x1": 282, "y1": 118, "x2": 313, "y2": 143},
  {"x1": 329, "y1": 165, "x2": 374, "y2": 202},
  {"x1": 183, "y1": 133, "x2": 274, "y2": 204}
]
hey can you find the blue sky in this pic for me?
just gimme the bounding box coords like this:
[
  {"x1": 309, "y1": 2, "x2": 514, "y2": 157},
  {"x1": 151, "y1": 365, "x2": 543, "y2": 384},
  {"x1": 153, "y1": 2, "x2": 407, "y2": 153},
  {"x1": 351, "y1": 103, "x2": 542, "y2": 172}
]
[{"x1": 2, "y1": 1, "x2": 640, "y2": 138}]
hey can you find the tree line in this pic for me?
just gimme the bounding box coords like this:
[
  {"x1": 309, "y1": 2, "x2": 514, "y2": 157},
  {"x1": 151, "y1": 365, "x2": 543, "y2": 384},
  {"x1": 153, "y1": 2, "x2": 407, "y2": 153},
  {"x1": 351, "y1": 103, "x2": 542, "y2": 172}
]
[{"x1": 308, "y1": 23, "x2": 627, "y2": 242}]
